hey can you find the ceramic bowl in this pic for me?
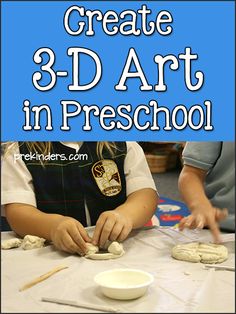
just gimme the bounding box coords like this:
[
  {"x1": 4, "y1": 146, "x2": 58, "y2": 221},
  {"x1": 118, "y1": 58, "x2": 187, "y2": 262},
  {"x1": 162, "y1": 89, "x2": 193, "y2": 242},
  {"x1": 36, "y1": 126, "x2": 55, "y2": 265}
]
[{"x1": 94, "y1": 268, "x2": 154, "y2": 300}]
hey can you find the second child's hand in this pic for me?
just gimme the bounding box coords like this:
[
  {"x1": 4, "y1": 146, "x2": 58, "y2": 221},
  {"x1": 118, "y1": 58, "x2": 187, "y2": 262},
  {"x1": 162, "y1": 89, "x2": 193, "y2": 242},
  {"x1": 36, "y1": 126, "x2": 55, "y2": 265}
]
[{"x1": 179, "y1": 207, "x2": 228, "y2": 243}]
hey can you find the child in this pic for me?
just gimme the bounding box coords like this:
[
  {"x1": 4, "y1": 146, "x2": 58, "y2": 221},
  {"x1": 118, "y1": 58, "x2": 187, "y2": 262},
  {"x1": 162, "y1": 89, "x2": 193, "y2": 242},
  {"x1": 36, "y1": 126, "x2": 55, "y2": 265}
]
[
  {"x1": 178, "y1": 141, "x2": 235, "y2": 243},
  {"x1": 1, "y1": 141, "x2": 158, "y2": 254}
]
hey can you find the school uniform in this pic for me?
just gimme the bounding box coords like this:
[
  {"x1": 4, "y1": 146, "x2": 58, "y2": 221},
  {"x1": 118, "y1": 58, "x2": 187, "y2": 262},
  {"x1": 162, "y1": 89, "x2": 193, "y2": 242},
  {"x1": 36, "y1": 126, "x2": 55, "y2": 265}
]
[{"x1": 1, "y1": 142, "x2": 157, "y2": 227}]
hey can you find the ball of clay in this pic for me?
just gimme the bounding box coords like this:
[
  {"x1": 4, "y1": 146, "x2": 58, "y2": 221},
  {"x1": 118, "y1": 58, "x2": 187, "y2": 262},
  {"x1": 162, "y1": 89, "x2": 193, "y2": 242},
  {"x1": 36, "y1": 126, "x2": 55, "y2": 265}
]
[
  {"x1": 1, "y1": 238, "x2": 22, "y2": 249},
  {"x1": 85, "y1": 243, "x2": 99, "y2": 255},
  {"x1": 108, "y1": 241, "x2": 124, "y2": 255},
  {"x1": 171, "y1": 242, "x2": 228, "y2": 264},
  {"x1": 21, "y1": 235, "x2": 46, "y2": 250}
]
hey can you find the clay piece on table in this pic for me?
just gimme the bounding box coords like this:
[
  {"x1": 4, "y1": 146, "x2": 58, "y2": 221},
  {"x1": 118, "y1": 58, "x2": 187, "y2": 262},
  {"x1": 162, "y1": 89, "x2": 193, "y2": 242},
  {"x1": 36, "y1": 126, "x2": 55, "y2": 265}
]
[
  {"x1": 85, "y1": 243, "x2": 99, "y2": 255},
  {"x1": 1, "y1": 238, "x2": 22, "y2": 249},
  {"x1": 21, "y1": 235, "x2": 46, "y2": 250},
  {"x1": 85, "y1": 241, "x2": 125, "y2": 260},
  {"x1": 107, "y1": 241, "x2": 124, "y2": 255},
  {"x1": 171, "y1": 242, "x2": 228, "y2": 264}
]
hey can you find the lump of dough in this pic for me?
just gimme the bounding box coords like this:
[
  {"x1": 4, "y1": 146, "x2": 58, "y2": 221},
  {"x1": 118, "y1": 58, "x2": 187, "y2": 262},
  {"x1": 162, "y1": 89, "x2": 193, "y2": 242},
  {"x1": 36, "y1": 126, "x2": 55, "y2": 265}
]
[
  {"x1": 108, "y1": 241, "x2": 124, "y2": 255},
  {"x1": 1, "y1": 238, "x2": 22, "y2": 249},
  {"x1": 21, "y1": 235, "x2": 46, "y2": 250},
  {"x1": 198, "y1": 243, "x2": 228, "y2": 264},
  {"x1": 171, "y1": 242, "x2": 228, "y2": 264},
  {"x1": 85, "y1": 243, "x2": 99, "y2": 255},
  {"x1": 172, "y1": 243, "x2": 201, "y2": 263}
]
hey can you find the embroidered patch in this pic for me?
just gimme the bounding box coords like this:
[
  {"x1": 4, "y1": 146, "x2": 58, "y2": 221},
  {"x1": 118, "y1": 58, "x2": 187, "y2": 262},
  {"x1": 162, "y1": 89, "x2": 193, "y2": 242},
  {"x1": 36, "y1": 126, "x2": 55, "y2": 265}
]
[{"x1": 92, "y1": 160, "x2": 122, "y2": 196}]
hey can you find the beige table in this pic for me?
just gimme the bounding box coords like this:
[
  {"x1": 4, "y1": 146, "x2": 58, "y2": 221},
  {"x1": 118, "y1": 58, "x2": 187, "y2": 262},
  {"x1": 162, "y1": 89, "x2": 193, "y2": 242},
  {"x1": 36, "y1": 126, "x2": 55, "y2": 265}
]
[{"x1": 1, "y1": 227, "x2": 235, "y2": 313}]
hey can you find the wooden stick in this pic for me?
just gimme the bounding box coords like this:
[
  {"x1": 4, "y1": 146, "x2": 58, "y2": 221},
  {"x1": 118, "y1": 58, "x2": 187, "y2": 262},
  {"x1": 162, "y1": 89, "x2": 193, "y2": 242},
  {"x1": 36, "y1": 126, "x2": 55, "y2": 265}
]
[
  {"x1": 41, "y1": 297, "x2": 121, "y2": 313},
  {"x1": 204, "y1": 264, "x2": 235, "y2": 271},
  {"x1": 19, "y1": 265, "x2": 68, "y2": 292}
]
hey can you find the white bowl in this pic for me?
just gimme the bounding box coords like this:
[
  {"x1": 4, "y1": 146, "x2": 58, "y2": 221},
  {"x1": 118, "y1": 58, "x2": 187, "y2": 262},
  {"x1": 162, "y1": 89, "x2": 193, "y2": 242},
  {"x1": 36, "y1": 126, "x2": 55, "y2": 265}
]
[{"x1": 94, "y1": 268, "x2": 154, "y2": 300}]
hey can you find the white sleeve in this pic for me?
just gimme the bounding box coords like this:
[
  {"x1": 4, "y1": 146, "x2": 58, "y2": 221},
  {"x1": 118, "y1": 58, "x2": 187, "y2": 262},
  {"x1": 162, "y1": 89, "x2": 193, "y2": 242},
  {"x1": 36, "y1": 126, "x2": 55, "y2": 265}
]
[
  {"x1": 1, "y1": 143, "x2": 36, "y2": 216},
  {"x1": 124, "y1": 142, "x2": 158, "y2": 196}
]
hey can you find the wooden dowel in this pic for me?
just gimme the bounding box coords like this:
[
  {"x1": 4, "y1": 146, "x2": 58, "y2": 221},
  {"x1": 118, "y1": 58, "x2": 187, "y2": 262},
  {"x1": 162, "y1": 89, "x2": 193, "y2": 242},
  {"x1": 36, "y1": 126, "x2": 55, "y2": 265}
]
[
  {"x1": 204, "y1": 264, "x2": 235, "y2": 271},
  {"x1": 41, "y1": 297, "x2": 121, "y2": 313},
  {"x1": 19, "y1": 265, "x2": 68, "y2": 292}
]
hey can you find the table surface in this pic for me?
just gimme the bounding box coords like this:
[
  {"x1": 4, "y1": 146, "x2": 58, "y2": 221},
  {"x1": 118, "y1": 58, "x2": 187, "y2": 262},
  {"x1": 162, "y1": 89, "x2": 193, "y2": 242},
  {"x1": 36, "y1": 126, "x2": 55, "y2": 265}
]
[{"x1": 1, "y1": 227, "x2": 235, "y2": 313}]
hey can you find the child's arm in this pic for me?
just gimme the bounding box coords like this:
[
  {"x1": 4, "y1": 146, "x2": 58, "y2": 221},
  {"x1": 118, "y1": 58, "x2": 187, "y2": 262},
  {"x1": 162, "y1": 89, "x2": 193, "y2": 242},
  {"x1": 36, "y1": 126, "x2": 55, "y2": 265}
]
[
  {"x1": 92, "y1": 188, "x2": 158, "y2": 247},
  {"x1": 5, "y1": 203, "x2": 91, "y2": 254},
  {"x1": 178, "y1": 165, "x2": 228, "y2": 243}
]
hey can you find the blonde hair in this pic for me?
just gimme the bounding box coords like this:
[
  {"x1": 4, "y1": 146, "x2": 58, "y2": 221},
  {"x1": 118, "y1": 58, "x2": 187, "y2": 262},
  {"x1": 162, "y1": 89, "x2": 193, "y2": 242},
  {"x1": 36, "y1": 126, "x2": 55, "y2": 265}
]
[{"x1": 2, "y1": 141, "x2": 117, "y2": 160}]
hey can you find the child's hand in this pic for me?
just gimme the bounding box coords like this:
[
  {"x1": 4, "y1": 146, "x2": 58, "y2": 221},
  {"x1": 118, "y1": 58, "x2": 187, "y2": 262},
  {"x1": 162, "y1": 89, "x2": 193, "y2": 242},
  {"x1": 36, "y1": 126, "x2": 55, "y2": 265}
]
[
  {"x1": 50, "y1": 217, "x2": 91, "y2": 254},
  {"x1": 179, "y1": 206, "x2": 228, "y2": 243},
  {"x1": 92, "y1": 210, "x2": 133, "y2": 247}
]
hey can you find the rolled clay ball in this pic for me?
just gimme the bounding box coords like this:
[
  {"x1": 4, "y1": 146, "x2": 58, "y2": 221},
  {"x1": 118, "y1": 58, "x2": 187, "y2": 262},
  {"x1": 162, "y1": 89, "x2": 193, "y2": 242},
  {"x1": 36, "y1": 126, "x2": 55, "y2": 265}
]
[
  {"x1": 108, "y1": 241, "x2": 124, "y2": 255},
  {"x1": 85, "y1": 243, "x2": 99, "y2": 255}
]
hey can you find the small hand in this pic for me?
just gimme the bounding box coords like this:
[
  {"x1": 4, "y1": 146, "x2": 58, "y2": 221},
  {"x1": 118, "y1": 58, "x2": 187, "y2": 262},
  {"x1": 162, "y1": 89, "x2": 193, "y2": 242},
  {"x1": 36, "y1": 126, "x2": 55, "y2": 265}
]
[
  {"x1": 50, "y1": 217, "x2": 91, "y2": 254},
  {"x1": 179, "y1": 207, "x2": 228, "y2": 243},
  {"x1": 92, "y1": 210, "x2": 133, "y2": 247}
]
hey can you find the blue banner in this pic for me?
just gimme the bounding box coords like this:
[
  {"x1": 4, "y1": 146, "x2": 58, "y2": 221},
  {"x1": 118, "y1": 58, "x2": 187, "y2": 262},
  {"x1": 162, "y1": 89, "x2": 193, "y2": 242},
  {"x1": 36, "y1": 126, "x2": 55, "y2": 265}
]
[{"x1": 1, "y1": 1, "x2": 235, "y2": 141}]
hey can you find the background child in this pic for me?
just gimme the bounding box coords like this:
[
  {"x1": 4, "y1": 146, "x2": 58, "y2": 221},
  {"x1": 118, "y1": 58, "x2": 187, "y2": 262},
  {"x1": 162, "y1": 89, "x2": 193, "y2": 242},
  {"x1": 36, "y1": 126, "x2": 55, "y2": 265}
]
[
  {"x1": 1, "y1": 141, "x2": 158, "y2": 254},
  {"x1": 178, "y1": 141, "x2": 235, "y2": 242}
]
